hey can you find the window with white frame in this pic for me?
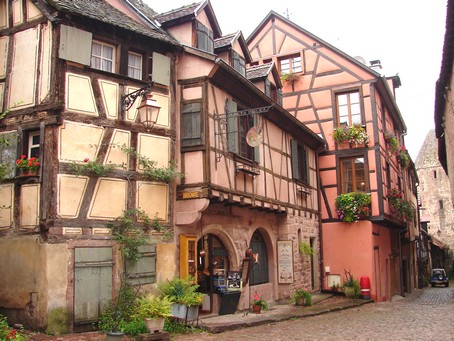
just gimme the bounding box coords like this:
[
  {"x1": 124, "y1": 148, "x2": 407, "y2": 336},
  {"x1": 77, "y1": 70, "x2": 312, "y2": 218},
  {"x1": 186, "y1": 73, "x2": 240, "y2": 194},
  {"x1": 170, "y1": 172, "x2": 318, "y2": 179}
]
[
  {"x1": 128, "y1": 52, "x2": 143, "y2": 80},
  {"x1": 336, "y1": 91, "x2": 361, "y2": 126},
  {"x1": 279, "y1": 55, "x2": 302, "y2": 74},
  {"x1": 91, "y1": 41, "x2": 115, "y2": 72},
  {"x1": 28, "y1": 131, "x2": 40, "y2": 159}
]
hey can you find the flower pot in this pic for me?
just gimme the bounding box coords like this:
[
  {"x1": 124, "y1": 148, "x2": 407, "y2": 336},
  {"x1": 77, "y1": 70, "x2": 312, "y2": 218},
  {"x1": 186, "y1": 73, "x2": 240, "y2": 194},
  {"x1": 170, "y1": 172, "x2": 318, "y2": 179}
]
[
  {"x1": 171, "y1": 303, "x2": 188, "y2": 319},
  {"x1": 19, "y1": 168, "x2": 38, "y2": 177},
  {"x1": 106, "y1": 331, "x2": 124, "y2": 341},
  {"x1": 186, "y1": 305, "x2": 199, "y2": 320},
  {"x1": 252, "y1": 304, "x2": 262, "y2": 314},
  {"x1": 144, "y1": 317, "x2": 165, "y2": 333},
  {"x1": 295, "y1": 297, "x2": 305, "y2": 306}
]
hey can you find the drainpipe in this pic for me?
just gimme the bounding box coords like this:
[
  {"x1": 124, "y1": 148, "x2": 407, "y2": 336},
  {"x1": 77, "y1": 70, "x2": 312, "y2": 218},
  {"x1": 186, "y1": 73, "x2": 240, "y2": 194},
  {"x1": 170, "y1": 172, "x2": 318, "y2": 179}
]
[{"x1": 316, "y1": 144, "x2": 325, "y2": 292}]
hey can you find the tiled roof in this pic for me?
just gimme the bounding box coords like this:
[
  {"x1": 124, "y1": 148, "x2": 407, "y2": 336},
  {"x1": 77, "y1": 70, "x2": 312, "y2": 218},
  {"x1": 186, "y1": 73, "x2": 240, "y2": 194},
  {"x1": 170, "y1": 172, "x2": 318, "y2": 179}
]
[
  {"x1": 128, "y1": 0, "x2": 157, "y2": 18},
  {"x1": 46, "y1": 0, "x2": 178, "y2": 45},
  {"x1": 246, "y1": 62, "x2": 274, "y2": 80},
  {"x1": 214, "y1": 33, "x2": 237, "y2": 49},
  {"x1": 154, "y1": 2, "x2": 202, "y2": 24}
]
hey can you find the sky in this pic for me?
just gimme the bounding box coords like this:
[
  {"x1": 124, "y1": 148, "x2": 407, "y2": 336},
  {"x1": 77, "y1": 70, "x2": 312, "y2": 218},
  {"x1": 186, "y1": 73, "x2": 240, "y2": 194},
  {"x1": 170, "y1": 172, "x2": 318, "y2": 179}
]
[{"x1": 147, "y1": 0, "x2": 448, "y2": 160}]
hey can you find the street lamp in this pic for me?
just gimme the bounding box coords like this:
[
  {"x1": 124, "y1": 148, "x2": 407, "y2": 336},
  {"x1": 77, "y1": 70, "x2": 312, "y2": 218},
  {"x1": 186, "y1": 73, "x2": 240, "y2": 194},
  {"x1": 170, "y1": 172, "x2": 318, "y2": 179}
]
[{"x1": 122, "y1": 80, "x2": 161, "y2": 130}]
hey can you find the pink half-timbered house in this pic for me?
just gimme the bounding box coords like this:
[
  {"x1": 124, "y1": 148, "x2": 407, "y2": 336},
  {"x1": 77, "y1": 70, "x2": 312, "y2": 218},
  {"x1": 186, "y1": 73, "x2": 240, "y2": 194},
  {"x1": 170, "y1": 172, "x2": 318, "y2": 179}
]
[{"x1": 248, "y1": 11, "x2": 420, "y2": 302}]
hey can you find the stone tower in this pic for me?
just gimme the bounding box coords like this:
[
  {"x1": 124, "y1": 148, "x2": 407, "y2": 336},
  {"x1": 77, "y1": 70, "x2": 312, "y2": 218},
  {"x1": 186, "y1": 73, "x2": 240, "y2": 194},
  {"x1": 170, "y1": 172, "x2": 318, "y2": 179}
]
[{"x1": 416, "y1": 129, "x2": 454, "y2": 250}]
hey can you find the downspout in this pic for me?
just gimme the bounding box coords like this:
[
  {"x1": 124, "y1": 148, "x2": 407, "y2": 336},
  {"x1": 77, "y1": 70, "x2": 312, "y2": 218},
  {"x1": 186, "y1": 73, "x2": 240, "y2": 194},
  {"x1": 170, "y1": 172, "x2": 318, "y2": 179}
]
[{"x1": 317, "y1": 142, "x2": 326, "y2": 292}]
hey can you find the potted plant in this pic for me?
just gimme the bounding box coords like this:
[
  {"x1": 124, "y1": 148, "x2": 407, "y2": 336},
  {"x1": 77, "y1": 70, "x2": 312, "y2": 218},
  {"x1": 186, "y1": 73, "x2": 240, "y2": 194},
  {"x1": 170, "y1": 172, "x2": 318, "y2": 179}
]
[
  {"x1": 251, "y1": 293, "x2": 268, "y2": 313},
  {"x1": 342, "y1": 270, "x2": 360, "y2": 299},
  {"x1": 157, "y1": 277, "x2": 203, "y2": 320},
  {"x1": 292, "y1": 288, "x2": 312, "y2": 306},
  {"x1": 70, "y1": 157, "x2": 116, "y2": 177},
  {"x1": 134, "y1": 294, "x2": 173, "y2": 333},
  {"x1": 397, "y1": 147, "x2": 410, "y2": 169},
  {"x1": 15, "y1": 155, "x2": 40, "y2": 176},
  {"x1": 98, "y1": 280, "x2": 139, "y2": 340}
]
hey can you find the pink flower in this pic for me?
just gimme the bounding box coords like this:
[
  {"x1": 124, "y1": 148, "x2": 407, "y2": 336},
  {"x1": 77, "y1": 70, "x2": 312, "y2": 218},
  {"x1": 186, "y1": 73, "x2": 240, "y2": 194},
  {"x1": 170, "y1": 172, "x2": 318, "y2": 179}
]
[
  {"x1": 83, "y1": 158, "x2": 89, "y2": 162},
  {"x1": 254, "y1": 293, "x2": 260, "y2": 301}
]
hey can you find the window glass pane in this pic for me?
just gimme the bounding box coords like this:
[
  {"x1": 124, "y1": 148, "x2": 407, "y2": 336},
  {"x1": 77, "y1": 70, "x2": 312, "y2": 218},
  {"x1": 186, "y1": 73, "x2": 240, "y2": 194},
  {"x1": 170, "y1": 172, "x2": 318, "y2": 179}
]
[
  {"x1": 351, "y1": 103, "x2": 361, "y2": 116},
  {"x1": 351, "y1": 113, "x2": 362, "y2": 125},
  {"x1": 337, "y1": 94, "x2": 348, "y2": 106},
  {"x1": 128, "y1": 52, "x2": 142, "y2": 79},
  {"x1": 350, "y1": 92, "x2": 359, "y2": 103},
  {"x1": 102, "y1": 45, "x2": 113, "y2": 60},
  {"x1": 280, "y1": 59, "x2": 290, "y2": 74},
  {"x1": 292, "y1": 57, "x2": 302, "y2": 72}
]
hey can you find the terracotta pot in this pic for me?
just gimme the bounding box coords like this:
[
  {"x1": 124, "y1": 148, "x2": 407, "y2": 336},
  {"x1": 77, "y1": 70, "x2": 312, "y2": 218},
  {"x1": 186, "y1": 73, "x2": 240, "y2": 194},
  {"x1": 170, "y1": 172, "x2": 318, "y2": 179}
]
[
  {"x1": 252, "y1": 304, "x2": 261, "y2": 314},
  {"x1": 19, "y1": 168, "x2": 37, "y2": 177}
]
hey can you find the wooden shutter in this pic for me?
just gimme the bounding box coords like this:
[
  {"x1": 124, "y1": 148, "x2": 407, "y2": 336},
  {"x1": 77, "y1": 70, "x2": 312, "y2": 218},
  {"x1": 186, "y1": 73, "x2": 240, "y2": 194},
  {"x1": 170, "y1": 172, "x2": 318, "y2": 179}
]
[
  {"x1": 277, "y1": 89, "x2": 283, "y2": 106},
  {"x1": 152, "y1": 52, "x2": 171, "y2": 86},
  {"x1": 125, "y1": 244, "x2": 156, "y2": 285},
  {"x1": 290, "y1": 139, "x2": 299, "y2": 180},
  {"x1": 59, "y1": 25, "x2": 92, "y2": 65},
  {"x1": 226, "y1": 99, "x2": 238, "y2": 153},
  {"x1": 265, "y1": 79, "x2": 270, "y2": 97},
  {"x1": 182, "y1": 102, "x2": 202, "y2": 147},
  {"x1": 0, "y1": 131, "x2": 17, "y2": 179}
]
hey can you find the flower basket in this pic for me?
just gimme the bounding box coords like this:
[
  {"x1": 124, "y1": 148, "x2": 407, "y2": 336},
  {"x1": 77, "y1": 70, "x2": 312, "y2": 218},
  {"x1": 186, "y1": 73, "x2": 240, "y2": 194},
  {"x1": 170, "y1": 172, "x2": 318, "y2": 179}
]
[
  {"x1": 16, "y1": 155, "x2": 40, "y2": 175},
  {"x1": 332, "y1": 124, "x2": 369, "y2": 147},
  {"x1": 335, "y1": 192, "x2": 371, "y2": 222}
]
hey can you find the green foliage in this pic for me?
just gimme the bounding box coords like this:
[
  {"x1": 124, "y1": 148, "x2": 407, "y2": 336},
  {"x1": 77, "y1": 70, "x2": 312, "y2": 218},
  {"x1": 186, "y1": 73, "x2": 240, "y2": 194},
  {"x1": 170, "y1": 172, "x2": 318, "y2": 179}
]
[
  {"x1": 108, "y1": 209, "x2": 151, "y2": 261},
  {"x1": 292, "y1": 288, "x2": 312, "y2": 306},
  {"x1": 46, "y1": 307, "x2": 69, "y2": 336},
  {"x1": 299, "y1": 241, "x2": 314, "y2": 257},
  {"x1": 332, "y1": 124, "x2": 369, "y2": 146},
  {"x1": 157, "y1": 277, "x2": 203, "y2": 306},
  {"x1": 120, "y1": 144, "x2": 183, "y2": 183},
  {"x1": 0, "y1": 163, "x2": 12, "y2": 182},
  {"x1": 134, "y1": 294, "x2": 173, "y2": 319},
  {"x1": 335, "y1": 192, "x2": 371, "y2": 222},
  {"x1": 386, "y1": 188, "x2": 415, "y2": 221},
  {"x1": 164, "y1": 318, "x2": 203, "y2": 334},
  {"x1": 70, "y1": 158, "x2": 116, "y2": 177},
  {"x1": 98, "y1": 281, "x2": 139, "y2": 333},
  {"x1": 397, "y1": 148, "x2": 410, "y2": 169},
  {"x1": 0, "y1": 315, "x2": 26, "y2": 340},
  {"x1": 117, "y1": 316, "x2": 147, "y2": 335},
  {"x1": 281, "y1": 73, "x2": 300, "y2": 82}
]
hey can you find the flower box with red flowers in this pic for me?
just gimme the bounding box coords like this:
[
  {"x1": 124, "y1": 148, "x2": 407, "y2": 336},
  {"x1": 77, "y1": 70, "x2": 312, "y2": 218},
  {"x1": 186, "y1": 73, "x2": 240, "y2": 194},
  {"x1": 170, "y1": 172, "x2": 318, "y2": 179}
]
[{"x1": 16, "y1": 155, "x2": 40, "y2": 176}]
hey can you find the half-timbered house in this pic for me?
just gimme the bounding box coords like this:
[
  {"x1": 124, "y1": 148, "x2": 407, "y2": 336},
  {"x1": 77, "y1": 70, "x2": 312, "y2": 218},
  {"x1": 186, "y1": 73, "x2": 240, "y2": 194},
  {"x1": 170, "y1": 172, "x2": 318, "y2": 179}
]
[
  {"x1": 247, "y1": 11, "x2": 420, "y2": 302},
  {"x1": 0, "y1": 0, "x2": 180, "y2": 330},
  {"x1": 155, "y1": 1, "x2": 325, "y2": 313}
]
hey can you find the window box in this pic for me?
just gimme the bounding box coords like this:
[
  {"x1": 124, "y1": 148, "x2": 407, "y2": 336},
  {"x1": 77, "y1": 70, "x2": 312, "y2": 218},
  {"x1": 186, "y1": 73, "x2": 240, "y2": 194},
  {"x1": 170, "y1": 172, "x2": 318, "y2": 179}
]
[
  {"x1": 332, "y1": 124, "x2": 369, "y2": 147},
  {"x1": 335, "y1": 192, "x2": 371, "y2": 222}
]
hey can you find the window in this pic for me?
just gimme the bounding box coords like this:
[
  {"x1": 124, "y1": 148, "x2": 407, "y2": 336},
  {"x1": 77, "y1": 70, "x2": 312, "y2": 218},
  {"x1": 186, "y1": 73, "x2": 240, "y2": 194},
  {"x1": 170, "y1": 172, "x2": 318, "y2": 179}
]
[
  {"x1": 250, "y1": 230, "x2": 268, "y2": 285},
  {"x1": 226, "y1": 99, "x2": 259, "y2": 162},
  {"x1": 433, "y1": 170, "x2": 437, "y2": 179},
  {"x1": 279, "y1": 55, "x2": 302, "y2": 74},
  {"x1": 336, "y1": 91, "x2": 361, "y2": 126},
  {"x1": 91, "y1": 41, "x2": 115, "y2": 72},
  {"x1": 181, "y1": 102, "x2": 202, "y2": 147},
  {"x1": 340, "y1": 156, "x2": 366, "y2": 193},
  {"x1": 196, "y1": 21, "x2": 214, "y2": 53},
  {"x1": 128, "y1": 52, "x2": 142, "y2": 80},
  {"x1": 232, "y1": 51, "x2": 245, "y2": 76},
  {"x1": 386, "y1": 162, "x2": 391, "y2": 189},
  {"x1": 291, "y1": 140, "x2": 309, "y2": 184},
  {"x1": 28, "y1": 131, "x2": 40, "y2": 158}
]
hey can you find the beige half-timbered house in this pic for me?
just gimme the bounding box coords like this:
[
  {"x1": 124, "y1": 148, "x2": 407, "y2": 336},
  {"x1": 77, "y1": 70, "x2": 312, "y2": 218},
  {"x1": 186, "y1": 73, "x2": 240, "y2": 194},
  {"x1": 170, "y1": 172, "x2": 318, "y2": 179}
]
[
  {"x1": 0, "y1": 0, "x2": 180, "y2": 330},
  {"x1": 247, "y1": 11, "x2": 420, "y2": 302}
]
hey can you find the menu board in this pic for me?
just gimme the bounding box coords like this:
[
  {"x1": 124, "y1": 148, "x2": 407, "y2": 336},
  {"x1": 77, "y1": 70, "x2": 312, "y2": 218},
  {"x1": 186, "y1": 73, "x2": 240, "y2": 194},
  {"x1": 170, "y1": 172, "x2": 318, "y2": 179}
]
[{"x1": 277, "y1": 240, "x2": 294, "y2": 283}]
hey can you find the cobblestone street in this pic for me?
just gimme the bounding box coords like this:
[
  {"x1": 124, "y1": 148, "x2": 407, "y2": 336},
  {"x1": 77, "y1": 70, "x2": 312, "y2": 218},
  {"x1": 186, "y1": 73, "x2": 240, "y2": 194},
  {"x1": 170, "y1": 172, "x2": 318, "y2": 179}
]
[{"x1": 173, "y1": 286, "x2": 454, "y2": 341}]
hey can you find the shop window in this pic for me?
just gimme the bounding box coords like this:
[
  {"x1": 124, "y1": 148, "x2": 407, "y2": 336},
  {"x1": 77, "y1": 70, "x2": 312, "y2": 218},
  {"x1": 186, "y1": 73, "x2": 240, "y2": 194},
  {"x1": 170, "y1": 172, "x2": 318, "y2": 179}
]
[
  {"x1": 125, "y1": 244, "x2": 156, "y2": 285},
  {"x1": 232, "y1": 51, "x2": 245, "y2": 76},
  {"x1": 128, "y1": 51, "x2": 143, "y2": 80},
  {"x1": 181, "y1": 101, "x2": 203, "y2": 147},
  {"x1": 279, "y1": 54, "x2": 302, "y2": 74},
  {"x1": 340, "y1": 156, "x2": 366, "y2": 193},
  {"x1": 291, "y1": 140, "x2": 309, "y2": 184},
  {"x1": 250, "y1": 230, "x2": 269, "y2": 285},
  {"x1": 196, "y1": 21, "x2": 214, "y2": 53},
  {"x1": 91, "y1": 40, "x2": 115, "y2": 72},
  {"x1": 226, "y1": 99, "x2": 259, "y2": 162},
  {"x1": 336, "y1": 91, "x2": 361, "y2": 126}
]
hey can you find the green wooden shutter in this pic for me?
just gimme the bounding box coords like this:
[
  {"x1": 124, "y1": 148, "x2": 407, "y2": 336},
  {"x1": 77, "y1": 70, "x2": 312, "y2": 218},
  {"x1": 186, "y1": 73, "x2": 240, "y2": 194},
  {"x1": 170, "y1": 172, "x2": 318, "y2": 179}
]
[
  {"x1": 277, "y1": 89, "x2": 283, "y2": 106},
  {"x1": 226, "y1": 99, "x2": 238, "y2": 153},
  {"x1": 290, "y1": 139, "x2": 299, "y2": 180},
  {"x1": 265, "y1": 79, "x2": 271, "y2": 97}
]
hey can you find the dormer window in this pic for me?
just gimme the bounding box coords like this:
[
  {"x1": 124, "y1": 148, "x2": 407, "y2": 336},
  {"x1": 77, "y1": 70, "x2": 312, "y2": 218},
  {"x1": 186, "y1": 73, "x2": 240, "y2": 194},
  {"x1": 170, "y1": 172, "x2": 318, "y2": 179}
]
[
  {"x1": 196, "y1": 21, "x2": 214, "y2": 53},
  {"x1": 232, "y1": 51, "x2": 245, "y2": 76}
]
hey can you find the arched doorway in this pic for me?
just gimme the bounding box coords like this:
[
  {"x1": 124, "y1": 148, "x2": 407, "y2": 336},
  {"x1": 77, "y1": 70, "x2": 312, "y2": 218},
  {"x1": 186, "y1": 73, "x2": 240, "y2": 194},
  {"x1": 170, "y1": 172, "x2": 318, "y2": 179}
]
[{"x1": 197, "y1": 234, "x2": 230, "y2": 313}]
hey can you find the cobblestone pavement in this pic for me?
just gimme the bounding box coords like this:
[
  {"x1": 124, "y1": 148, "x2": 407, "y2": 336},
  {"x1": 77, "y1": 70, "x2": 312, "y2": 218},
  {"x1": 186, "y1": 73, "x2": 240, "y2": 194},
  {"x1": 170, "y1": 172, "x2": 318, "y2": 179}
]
[{"x1": 173, "y1": 286, "x2": 454, "y2": 341}]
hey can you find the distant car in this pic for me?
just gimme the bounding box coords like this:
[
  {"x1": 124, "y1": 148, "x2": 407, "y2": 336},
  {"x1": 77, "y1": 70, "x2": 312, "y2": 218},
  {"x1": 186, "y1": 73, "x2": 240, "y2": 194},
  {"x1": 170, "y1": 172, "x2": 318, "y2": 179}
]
[{"x1": 430, "y1": 268, "x2": 449, "y2": 287}]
